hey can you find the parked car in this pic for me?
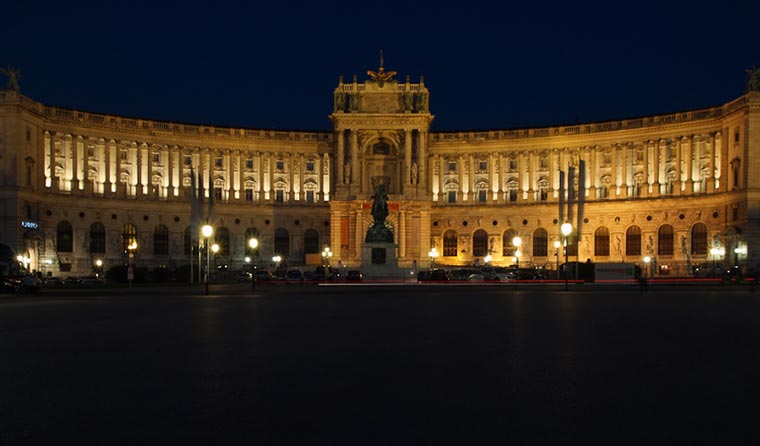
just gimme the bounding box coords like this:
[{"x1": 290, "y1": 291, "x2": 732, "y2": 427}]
[
  {"x1": 417, "y1": 269, "x2": 449, "y2": 282},
  {"x1": 237, "y1": 272, "x2": 253, "y2": 282},
  {"x1": 254, "y1": 270, "x2": 273, "y2": 283},
  {"x1": 286, "y1": 269, "x2": 304, "y2": 283},
  {"x1": 450, "y1": 269, "x2": 479, "y2": 282},
  {"x1": 345, "y1": 270, "x2": 363, "y2": 281},
  {"x1": 480, "y1": 266, "x2": 515, "y2": 282}
]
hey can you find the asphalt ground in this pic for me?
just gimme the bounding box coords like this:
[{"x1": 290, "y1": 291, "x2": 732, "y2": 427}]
[{"x1": 1, "y1": 282, "x2": 759, "y2": 445}]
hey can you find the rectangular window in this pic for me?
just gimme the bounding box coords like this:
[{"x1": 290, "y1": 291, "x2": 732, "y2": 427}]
[
  {"x1": 448, "y1": 191, "x2": 457, "y2": 203},
  {"x1": 509, "y1": 189, "x2": 518, "y2": 202},
  {"x1": 276, "y1": 161, "x2": 285, "y2": 171},
  {"x1": 26, "y1": 128, "x2": 31, "y2": 141},
  {"x1": 153, "y1": 152, "x2": 160, "y2": 164},
  {"x1": 479, "y1": 161, "x2": 487, "y2": 171},
  {"x1": 539, "y1": 157, "x2": 548, "y2": 169},
  {"x1": 306, "y1": 190, "x2": 315, "y2": 203},
  {"x1": 214, "y1": 187, "x2": 222, "y2": 200},
  {"x1": 184, "y1": 155, "x2": 192, "y2": 166},
  {"x1": 478, "y1": 190, "x2": 486, "y2": 202},
  {"x1": 120, "y1": 149, "x2": 129, "y2": 161},
  {"x1": 245, "y1": 159, "x2": 254, "y2": 169},
  {"x1": 509, "y1": 159, "x2": 518, "y2": 171},
  {"x1": 245, "y1": 189, "x2": 253, "y2": 201},
  {"x1": 275, "y1": 190, "x2": 284, "y2": 202},
  {"x1": 306, "y1": 162, "x2": 315, "y2": 172},
  {"x1": 448, "y1": 162, "x2": 457, "y2": 172},
  {"x1": 215, "y1": 157, "x2": 223, "y2": 168}
]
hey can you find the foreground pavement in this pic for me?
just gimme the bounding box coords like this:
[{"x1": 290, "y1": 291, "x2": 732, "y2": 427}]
[{"x1": 1, "y1": 283, "x2": 759, "y2": 445}]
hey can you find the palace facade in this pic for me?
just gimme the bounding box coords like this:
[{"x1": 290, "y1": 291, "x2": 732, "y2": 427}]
[{"x1": 1, "y1": 67, "x2": 759, "y2": 277}]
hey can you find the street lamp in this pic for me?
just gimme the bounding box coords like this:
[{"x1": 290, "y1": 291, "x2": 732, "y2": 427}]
[
  {"x1": 554, "y1": 240, "x2": 561, "y2": 278},
  {"x1": 643, "y1": 255, "x2": 651, "y2": 278},
  {"x1": 561, "y1": 222, "x2": 573, "y2": 291},
  {"x1": 429, "y1": 247, "x2": 439, "y2": 270},
  {"x1": 127, "y1": 241, "x2": 138, "y2": 288},
  {"x1": 512, "y1": 236, "x2": 522, "y2": 268},
  {"x1": 95, "y1": 259, "x2": 103, "y2": 280},
  {"x1": 249, "y1": 238, "x2": 259, "y2": 290},
  {"x1": 484, "y1": 254, "x2": 492, "y2": 265},
  {"x1": 322, "y1": 246, "x2": 333, "y2": 282},
  {"x1": 202, "y1": 224, "x2": 213, "y2": 295}
]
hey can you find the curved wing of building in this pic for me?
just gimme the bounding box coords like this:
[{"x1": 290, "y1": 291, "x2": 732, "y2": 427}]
[{"x1": 1, "y1": 68, "x2": 758, "y2": 279}]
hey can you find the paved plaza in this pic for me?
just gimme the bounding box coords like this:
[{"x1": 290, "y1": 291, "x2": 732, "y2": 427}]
[{"x1": 1, "y1": 283, "x2": 759, "y2": 445}]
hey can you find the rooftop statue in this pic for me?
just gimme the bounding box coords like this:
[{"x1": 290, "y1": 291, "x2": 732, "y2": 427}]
[
  {"x1": 367, "y1": 50, "x2": 397, "y2": 85},
  {"x1": 0, "y1": 67, "x2": 21, "y2": 92},
  {"x1": 747, "y1": 66, "x2": 760, "y2": 92}
]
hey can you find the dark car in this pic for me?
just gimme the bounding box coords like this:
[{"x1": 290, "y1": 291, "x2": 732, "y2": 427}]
[
  {"x1": 418, "y1": 269, "x2": 449, "y2": 282},
  {"x1": 254, "y1": 269, "x2": 273, "y2": 283},
  {"x1": 345, "y1": 270, "x2": 363, "y2": 281},
  {"x1": 286, "y1": 269, "x2": 304, "y2": 283}
]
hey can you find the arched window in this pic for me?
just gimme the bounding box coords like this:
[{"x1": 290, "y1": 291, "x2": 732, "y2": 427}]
[
  {"x1": 215, "y1": 227, "x2": 230, "y2": 257},
  {"x1": 658, "y1": 224, "x2": 674, "y2": 256},
  {"x1": 304, "y1": 229, "x2": 320, "y2": 254},
  {"x1": 121, "y1": 223, "x2": 137, "y2": 253},
  {"x1": 626, "y1": 226, "x2": 641, "y2": 256},
  {"x1": 443, "y1": 230, "x2": 458, "y2": 257},
  {"x1": 533, "y1": 228, "x2": 548, "y2": 257},
  {"x1": 89, "y1": 222, "x2": 105, "y2": 254},
  {"x1": 244, "y1": 228, "x2": 260, "y2": 257},
  {"x1": 154, "y1": 225, "x2": 169, "y2": 255},
  {"x1": 57, "y1": 221, "x2": 73, "y2": 252},
  {"x1": 472, "y1": 229, "x2": 489, "y2": 257},
  {"x1": 502, "y1": 229, "x2": 516, "y2": 257},
  {"x1": 184, "y1": 226, "x2": 193, "y2": 256},
  {"x1": 594, "y1": 226, "x2": 610, "y2": 256},
  {"x1": 691, "y1": 223, "x2": 707, "y2": 255},
  {"x1": 274, "y1": 228, "x2": 290, "y2": 257}
]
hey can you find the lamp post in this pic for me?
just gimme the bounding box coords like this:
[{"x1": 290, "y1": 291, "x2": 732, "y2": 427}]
[
  {"x1": 127, "y1": 241, "x2": 138, "y2": 288},
  {"x1": 554, "y1": 240, "x2": 561, "y2": 279},
  {"x1": 561, "y1": 222, "x2": 572, "y2": 291},
  {"x1": 211, "y1": 243, "x2": 219, "y2": 285},
  {"x1": 95, "y1": 259, "x2": 103, "y2": 280},
  {"x1": 322, "y1": 246, "x2": 333, "y2": 281},
  {"x1": 202, "y1": 224, "x2": 213, "y2": 295},
  {"x1": 249, "y1": 238, "x2": 259, "y2": 290},
  {"x1": 512, "y1": 236, "x2": 522, "y2": 268},
  {"x1": 644, "y1": 255, "x2": 651, "y2": 278},
  {"x1": 429, "y1": 247, "x2": 439, "y2": 270}
]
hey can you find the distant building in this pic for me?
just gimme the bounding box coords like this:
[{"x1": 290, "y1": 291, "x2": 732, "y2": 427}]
[{"x1": 1, "y1": 65, "x2": 758, "y2": 277}]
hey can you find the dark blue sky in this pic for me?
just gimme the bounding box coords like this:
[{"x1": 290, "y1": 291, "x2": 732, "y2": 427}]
[{"x1": 3, "y1": 1, "x2": 759, "y2": 132}]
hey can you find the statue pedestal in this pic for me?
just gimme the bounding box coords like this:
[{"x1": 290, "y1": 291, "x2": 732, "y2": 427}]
[{"x1": 361, "y1": 242, "x2": 400, "y2": 280}]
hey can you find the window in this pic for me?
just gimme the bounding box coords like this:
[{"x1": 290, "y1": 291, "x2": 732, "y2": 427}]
[
  {"x1": 154, "y1": 225, "x2": 169, "y2": 255},
  {"x1": 502, "y1": 229, "x2": 516, "y2": 257},
  {"x1": 478, "y1": 190, "x2": 487, "y2": 202},
  {"x1": 120, "y1": 149, "x2": 129, "y2": 161},
  {"x1": 184, "y1": 155, "x2": 192, "y2": 166},
  {"x1": 121, "y1": 224, "x2": 137, "y2": 253},
  {"x1": 88, "y1": 145, "x2": 95, "y2": 158},
  {"x1": 443, "y1": 230, "x2": 458, "y2": 257},
  {"x1": 215, "y1": 227, "x2": 230, "y2": 256},
  {"x1": 447, "y1": 191, "x2": 457, "y2": 203},
  {"x1": 276, "y1": 161, "x2": 285, "y2": 171},
  {"x1": 306, "y1": 190, "x2": 315, "y2": 204},
  {"x1": 594, "y1": 227, "x2": 610, "y2": 256},
  {"x1": 245, "y1": 158, "x2": 254, "y2": 169},
  {"x1": 184, "y1": 226, "x2": 193, "y2": 256},
  {"x1": 153, "y1": 152, "x2": 161, "y2": 164},
  {"x1": 304, "y1": 229, "x2": 320, "y2": 254},
  {"x1": 508, "y1": 181, "x2": 518, "y2": 202},
  {"x1": 538, "y1": 179, "x2": 548, "y2": 201},
  {"x1": 274, "y1": 228, "x2": 289, "y2": 257},
  {"x1": 539, "y1": 156, "x2": 549, "y2": 170},
  {"x1": 214, "y1": 187, "x2": 222, "y2": 201},
  {"x1": 89, "y1": 222, "x2": 106, "y2": 254},
  {"x1": 245, "y1": 188, "x2": 254, "y2": 201},
  {"x1": 275, "y1": 190, "x2": 284, "y2": 202},
  {"x1": 509, "y1": 159, "x2": 518, "y2": 171},
  {"x1": 658, "y1": 225, "x2": 674, "y2": 256},
  {"x1": 56, "y1": 221, "x2": 73, "y2": 252},
  {"x1": 479, "y1": 161, "x2": 487, "y2": 172},
  {"x1": 215, "y1": 157, "x2": 223, "y2": 168},
  {"x1": 691, "y1": 223, "x2": 707, "y2": 255},
  {"x1": 473, "y1": 230, "x2": 488, "y2": 257},
  {"x1": 306, "y1": 161, "x2": 315, "y2": 172},
  {"x1": 626, "y1": 226, "x2": 641, "y2": 256},
  {"x1": 26, "y1": 128, "x2": 31, "y2": 141},
  {"x1": 533, "y1": 228, "x2": 548, "y2": 257},
  {"x1": 448, "y1": 162, "x2": 457, "y2": 172}
]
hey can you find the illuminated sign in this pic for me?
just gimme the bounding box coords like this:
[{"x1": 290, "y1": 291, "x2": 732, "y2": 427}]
[{"x1": 21, "y1": 220, "x2": 39, "y2": 229}]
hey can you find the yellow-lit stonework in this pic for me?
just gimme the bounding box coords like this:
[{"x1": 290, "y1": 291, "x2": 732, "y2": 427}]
[{"x1": 1, "y1": 67, "x2": 759, "y2": 277}]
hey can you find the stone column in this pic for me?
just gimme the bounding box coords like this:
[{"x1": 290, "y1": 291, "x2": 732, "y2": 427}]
[
  {"x1": 419, "y1": 130, "x2": 428, "y2": 194},
  {"x1": 336, "y1": 129, "x2": 344, "y2": 186},
  {"x1": 404, "y1": 129, "x2": 412, "y2": 186},
  {"x1": 682, "y1": 136, "x2": 693, "y2": 193},
  {"x1": 707, "y1": 133, "x2": 716, "y2": 193},
  {"x1": 350, "y1": 130, "x2": 359, "y2": 189}
]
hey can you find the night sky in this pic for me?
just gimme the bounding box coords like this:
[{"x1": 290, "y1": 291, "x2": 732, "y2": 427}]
[{"x1": 3, "y1": 1, "x2": 759, "y2": 132}]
